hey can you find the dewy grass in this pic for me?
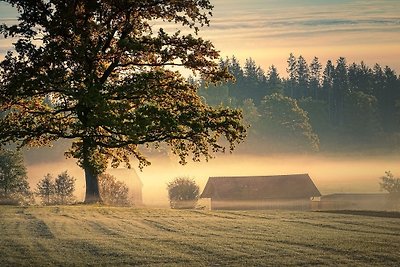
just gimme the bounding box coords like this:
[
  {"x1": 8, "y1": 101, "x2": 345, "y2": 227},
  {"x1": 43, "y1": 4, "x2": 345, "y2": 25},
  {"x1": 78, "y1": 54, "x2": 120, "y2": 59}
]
[{"x1": 1, "y1": 206, "x2": 400, "y2": 266}]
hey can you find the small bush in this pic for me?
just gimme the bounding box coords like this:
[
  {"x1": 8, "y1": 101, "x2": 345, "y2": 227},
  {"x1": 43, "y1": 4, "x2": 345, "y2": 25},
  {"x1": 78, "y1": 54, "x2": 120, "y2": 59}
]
[
  {"x1": 98, "y1": 173, "x2": 130, "y2": 206},
  {"x1": 380, "y1": 171, "x2": 400, "y2": 199},
  {"x1": 167, "y1": 177, "x2": 200, "y2": 209}
]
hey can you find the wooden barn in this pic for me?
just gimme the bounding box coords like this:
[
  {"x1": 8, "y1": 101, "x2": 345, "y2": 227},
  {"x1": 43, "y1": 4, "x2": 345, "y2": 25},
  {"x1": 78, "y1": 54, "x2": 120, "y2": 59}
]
[{"x1": 200, "y1": 174, "x2": 321, "y2": 210}]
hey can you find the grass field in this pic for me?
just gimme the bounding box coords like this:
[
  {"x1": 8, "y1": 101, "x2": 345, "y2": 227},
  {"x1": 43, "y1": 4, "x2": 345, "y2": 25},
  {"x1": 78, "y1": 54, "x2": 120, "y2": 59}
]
[{"x1": 1, "y1": 206, "x2": 400, "y2": 266}]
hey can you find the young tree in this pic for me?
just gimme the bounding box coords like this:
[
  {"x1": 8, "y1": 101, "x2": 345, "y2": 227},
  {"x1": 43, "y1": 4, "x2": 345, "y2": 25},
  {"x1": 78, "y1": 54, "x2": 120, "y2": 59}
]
[
  {"x1": 0, "y1": 149, "x2": 31, "y2": 204},
  {"x1": 286, "y1": 53, "x2": 298, "y2": 98},
  {"x1": 54, "y1": 171, "x2": 75, "y2": 205},
  {"x1": 322, "y1": 60, "x2": 335, "y2": 123},
  {"x1": 243, "y1": 57, "x2": 266, "y2": 103},
  {"x1": 167, "y1": 177, "x2": 200, "y2": 209},
  {"x1": 309, "y1": 57, "x2": 322, "y2": 99},
  {"x1": 98, "y1": 173, "x2": 130, "y2": 206},
  {"x1": 266, "y1": 65, "x2": 283, "y2": 95},
  {"x1": 297, "y1": 55, "x2": 309, "y2": 98},
  {"x1": 36, "y1": 173, "x2": 55, "y2": 205},
  {"x1": 332, "y1": 57, "x2": 349, "y2": 127},
  {"x1": 0, "y1": 1, "x2": 246, "y2": 203},
  {"x1": 380, "y1": 171, "x2": 400, "y2": 201}
]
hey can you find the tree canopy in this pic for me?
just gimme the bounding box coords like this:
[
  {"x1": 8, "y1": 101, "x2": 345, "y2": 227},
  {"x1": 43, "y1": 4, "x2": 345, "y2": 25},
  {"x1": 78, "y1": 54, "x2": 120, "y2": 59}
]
[
  {"x1": 0, "y1": 1, "x2": 246, "y2": 203},
  {"x1": 259, "y1": 94, "x2": 319, "y2": 152},
  {"x1": 199, "y1": 54, "x2": 400, "y2": 153}
]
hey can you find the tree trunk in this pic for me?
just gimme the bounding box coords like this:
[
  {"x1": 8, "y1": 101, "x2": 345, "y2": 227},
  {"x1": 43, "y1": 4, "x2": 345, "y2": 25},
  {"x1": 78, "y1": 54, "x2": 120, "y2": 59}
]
[
  {"x1": 82, "y1": 138, "x2": 102, "y2": 204},
  {"x1": 84, "y1": 165, "x2": 102, "y2": 203}
]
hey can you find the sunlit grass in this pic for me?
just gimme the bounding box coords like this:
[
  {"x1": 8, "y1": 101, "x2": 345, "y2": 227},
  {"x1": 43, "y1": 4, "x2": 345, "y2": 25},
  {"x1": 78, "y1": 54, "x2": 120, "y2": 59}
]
[{"x1": 1, "y1": 206, "x2": 400, "y2": 266}]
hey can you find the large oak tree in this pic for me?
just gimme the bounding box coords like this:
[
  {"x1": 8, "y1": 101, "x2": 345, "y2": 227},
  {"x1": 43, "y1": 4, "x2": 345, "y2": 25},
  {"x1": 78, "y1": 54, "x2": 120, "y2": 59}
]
[{"x1": 0, "y1": 0, "x2": 246, "y2": 203}]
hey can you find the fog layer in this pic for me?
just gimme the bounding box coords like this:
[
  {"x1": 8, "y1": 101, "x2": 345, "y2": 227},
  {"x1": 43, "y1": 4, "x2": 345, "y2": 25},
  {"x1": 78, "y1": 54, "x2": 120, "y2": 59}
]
[{"x1": 25, "y1": 151, "x2": 400, "y2": 207}]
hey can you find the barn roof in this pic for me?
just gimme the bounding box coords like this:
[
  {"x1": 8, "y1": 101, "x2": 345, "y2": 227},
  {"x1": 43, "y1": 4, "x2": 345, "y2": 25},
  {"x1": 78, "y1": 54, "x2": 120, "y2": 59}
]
[{"x1": 200, "y1": 174, "x2": 321, "y2": 200}]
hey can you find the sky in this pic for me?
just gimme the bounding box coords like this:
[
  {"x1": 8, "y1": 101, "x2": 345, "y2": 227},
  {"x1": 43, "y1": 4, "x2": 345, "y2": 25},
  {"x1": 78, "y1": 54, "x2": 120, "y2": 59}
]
[
  {"x1": 0, "y1": 0, "x2": 399, "y2": 75},
  {"x1": 204, "y1": 0, "x2": 400, "y2": 74}
]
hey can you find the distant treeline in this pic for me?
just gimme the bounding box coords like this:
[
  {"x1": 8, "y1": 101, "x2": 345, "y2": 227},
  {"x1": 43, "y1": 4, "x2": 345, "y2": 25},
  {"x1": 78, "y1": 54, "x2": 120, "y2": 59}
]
[{"x1": 198, "y1": 54, "x2": 400, "y2": 153}]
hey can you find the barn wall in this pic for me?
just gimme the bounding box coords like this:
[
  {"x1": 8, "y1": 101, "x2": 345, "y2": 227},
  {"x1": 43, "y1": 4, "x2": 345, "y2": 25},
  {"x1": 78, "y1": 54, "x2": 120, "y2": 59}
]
[{"x1": 210, "y1": 199, "x2": 312, "y2": 210}]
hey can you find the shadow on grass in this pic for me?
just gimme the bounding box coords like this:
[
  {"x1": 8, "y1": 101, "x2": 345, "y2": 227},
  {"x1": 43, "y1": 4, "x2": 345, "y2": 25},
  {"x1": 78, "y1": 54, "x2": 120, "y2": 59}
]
[{"x1": 316, "y1": 210, "x2": 400, "y2": 219}]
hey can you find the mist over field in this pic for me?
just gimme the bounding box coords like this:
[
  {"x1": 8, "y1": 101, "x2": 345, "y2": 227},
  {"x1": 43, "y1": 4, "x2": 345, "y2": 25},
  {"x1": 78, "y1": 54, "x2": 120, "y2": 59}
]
[{"x1": 23, "y1": 142, "x2": 400, "y2": 207}]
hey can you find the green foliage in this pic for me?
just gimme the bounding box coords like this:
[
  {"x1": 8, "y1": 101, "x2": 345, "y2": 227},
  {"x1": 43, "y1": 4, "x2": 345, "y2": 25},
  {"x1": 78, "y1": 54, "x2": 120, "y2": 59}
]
[
  {"x1": 98, "y1": 173, "x2": 130, "y2": 206},
  {"x1": 54, "y1": 171, "x2": 75, "y2": 205},
  {"x1": 198, "y1": 84, "x2": 235, "y2": 107},
  {"x1": 0, "y1": 1, "x2": 246, "y2": 202},
  {"x1": 35, "y1": 171, "x2": 75, "y2": 205},
  {"x1": 0, "y1": 149, "x2": 32, "y2": 205},
  {"x1": 259, "y1": 94, "x2": 319, "y2": 152},
  {"x1": 380, "y1": 171, "x2": 400, "y2": 200},
  {"x1": 167, "y1": 177, "x2": 200, "y2": 209},
  {"x1": 35, "y1": 174, "x2": 55, "y2": 205},
  {"x1": 298, "y1": 98, "x2": 330, "y2": 135},
  {"x1": 241, "y1": 98, "x2": 260, "y2": 128},
  {"x1": 344, "y1": 91, "x2": 380, "y2": 141},
  {"x1": 198, "y1": 54, "x2": 400, "y2": 153}
]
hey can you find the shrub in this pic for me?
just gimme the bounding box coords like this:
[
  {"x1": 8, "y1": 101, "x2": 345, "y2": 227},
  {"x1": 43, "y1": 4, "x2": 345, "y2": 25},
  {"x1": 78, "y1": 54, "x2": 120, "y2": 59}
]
[
  {"x1": 380, "y1": 171, "x2": 400, "y2": 199},
  {"x1": 98, "y1": 173, "x2": 130, "y2": 206},
  {"x1": 167, "y1": 177, "x2": 200, "y2": 209}
]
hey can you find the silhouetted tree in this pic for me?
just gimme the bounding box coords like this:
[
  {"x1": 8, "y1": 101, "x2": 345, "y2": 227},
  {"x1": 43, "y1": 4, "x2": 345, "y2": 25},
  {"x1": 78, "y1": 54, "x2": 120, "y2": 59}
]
[
  {"x1": 36, "y1": 174, "x2": 55, "y2": 205},
  {"x1": 243, "y1": 58, "x2": 266, "y2": 103},
  {"x1": 286, "y1": 53, "x2": 298, "y2": 98},
  {"x1": 54, "y1": 171, "x2": 75, "y2": 205},
  {"x1": 297, "y1": 55, "x2": 309, "y2": 98},
  {"x1": 331, "y1": 57, "x2": 349, "y2": 127},
  {"x1": 348, "y1": 61, "x2": 373, "y2": 94},
  {"x1": 198, "y1": 53, "x2": 400, "y2": 152},
  {"x1": 375, "y1": 66, "x2": 400, "y2": 132},
  {"x1": 266, "y1": 65, "x2": 283, "y2": 95},
  {"x1": 0, "y1": 1, "x2": 246, "y2": 203},
  {"x1": 309, "y1": 57, "x2": 322, "y2": 99}
]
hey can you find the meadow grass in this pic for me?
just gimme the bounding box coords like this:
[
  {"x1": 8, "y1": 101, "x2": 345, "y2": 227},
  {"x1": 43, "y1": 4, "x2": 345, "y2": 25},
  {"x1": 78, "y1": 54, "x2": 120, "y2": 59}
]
[{"x1": 1, "y1": 205, "x2": 400, "y2": 266}]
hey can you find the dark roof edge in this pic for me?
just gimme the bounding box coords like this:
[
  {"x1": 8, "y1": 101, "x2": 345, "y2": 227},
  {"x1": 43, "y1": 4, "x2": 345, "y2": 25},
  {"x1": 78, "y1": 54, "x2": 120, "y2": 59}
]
[{"x1": 209, "y1": 174, "x2": 310, "y2": 179}]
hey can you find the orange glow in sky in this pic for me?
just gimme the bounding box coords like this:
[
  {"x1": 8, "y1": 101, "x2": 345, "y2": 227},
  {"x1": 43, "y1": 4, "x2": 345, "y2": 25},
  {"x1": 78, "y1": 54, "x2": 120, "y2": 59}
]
[
  {"x1": 203, "y1": 0, "x2": 400, "y2": 74},
  {"x1": 0, "y1": 1, "x2": 399, "y2": 74}
]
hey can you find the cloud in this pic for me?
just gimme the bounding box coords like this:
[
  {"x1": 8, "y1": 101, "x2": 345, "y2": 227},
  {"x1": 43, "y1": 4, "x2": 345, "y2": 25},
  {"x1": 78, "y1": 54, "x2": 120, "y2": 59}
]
[
  {"x1": 0, "y1": 0, "x2": 399, "y2": 73},
  {"x1": 205, "y1": 0, "x2": 400, "y2": 43}
]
